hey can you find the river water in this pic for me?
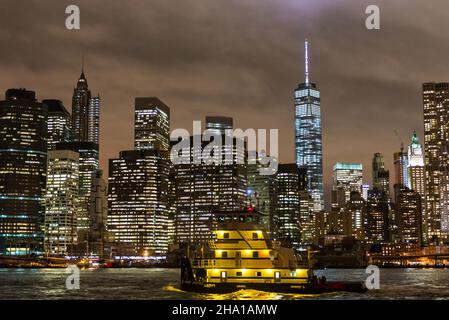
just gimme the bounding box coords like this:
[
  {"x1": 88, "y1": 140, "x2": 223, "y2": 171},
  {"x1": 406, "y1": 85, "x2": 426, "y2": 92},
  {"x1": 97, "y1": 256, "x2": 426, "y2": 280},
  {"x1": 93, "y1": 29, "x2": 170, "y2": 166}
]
[{"x1": 0, "y1": 268, "x2": 448, "y2": 300}]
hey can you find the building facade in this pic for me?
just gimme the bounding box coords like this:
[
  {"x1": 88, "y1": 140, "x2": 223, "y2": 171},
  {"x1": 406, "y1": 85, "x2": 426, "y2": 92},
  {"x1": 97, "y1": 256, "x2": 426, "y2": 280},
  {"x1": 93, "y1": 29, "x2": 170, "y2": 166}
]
[
  {"x1": 365, "y1": 189, "x2": 390, "y2": 244},
  {"x1": 72, "y1": 69, "x2": 100, "y2": 144},
  {"x1": 247, "y1": 155, "x2": 278, "y2": 238},
  {"x1": 108, "y1": 149, "x2": 170, "y2": 255},
  {"x1": 173, "y1": 133, "x2": 247, "y2": 244},
  {"x1": 407, "y1": 131, "x2": 426, "y2": 242},
  {"x1": 394, "y1": 147, "x2": 409, "y2": 188},
  {"x1": 43, "y1": 99, "x2": 71, "y2": 151},
  {"x1": 44, "y1": 150, "x2": 79, "y2": 255},
  {"x1": 0, "y1": 89, "x2": 47, "y2": 255},
  {"x1": 89, "y1": 170, "x2": 108, "y2": 239},
  {"x1": 332, "y1": 163, "x2": 363, "y2": 205},
  {"x1": 396, "y1": 188, "x2": 422, "y2": 245},
  {"x1": 344, "y1": 191, "x2": 365, "y2": 240},
  {"x1": 423, "y1": 82, "x2": 449, "y2": 241},
  {"x1": 134, "y1": 97, "x2": 170, "y2": 152},
  {"x1": 276, "y1": 164, "x2": 308, "y2": 247},
  {"x1": 372, "y1": 153, "x2": 390, "y2": 197},
  {"x1": 55, "y1": 142, "x2": 99, "y2": 233}
]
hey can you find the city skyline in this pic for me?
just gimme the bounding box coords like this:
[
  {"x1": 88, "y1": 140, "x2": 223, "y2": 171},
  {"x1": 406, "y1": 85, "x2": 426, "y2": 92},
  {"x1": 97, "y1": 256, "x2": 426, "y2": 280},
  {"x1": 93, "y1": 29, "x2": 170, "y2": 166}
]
[
  {"x1": 2, "y1": 1, "x2": 449, "y2": 305},
  {"x1": 3, "y1": 1, "x2": 449, "y2": 207}
]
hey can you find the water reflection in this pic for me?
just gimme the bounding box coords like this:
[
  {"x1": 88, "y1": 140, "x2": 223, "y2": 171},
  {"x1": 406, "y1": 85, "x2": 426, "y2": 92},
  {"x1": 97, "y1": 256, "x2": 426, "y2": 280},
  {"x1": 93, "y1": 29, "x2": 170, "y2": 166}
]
[{"x1": 0, "y1": 268, "x2": 448, "y2": 300}]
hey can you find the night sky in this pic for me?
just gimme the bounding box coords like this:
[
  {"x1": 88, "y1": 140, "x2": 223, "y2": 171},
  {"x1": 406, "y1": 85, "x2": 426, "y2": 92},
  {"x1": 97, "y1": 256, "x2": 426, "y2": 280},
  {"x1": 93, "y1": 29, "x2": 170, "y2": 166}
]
[{"x1": 1, "y1": 0, "x2": 449, "y2": 206}]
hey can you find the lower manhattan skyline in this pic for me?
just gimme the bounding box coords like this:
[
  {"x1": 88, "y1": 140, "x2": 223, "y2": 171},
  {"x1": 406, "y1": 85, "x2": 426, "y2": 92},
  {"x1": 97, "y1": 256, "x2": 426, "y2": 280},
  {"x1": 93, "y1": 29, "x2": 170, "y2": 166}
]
[
  {"x1": 2, "y1": 0, "x2": 449, "y2": 308},
  {"x1": 2, "y1": 0, "x2": 449, "y2": 207}
]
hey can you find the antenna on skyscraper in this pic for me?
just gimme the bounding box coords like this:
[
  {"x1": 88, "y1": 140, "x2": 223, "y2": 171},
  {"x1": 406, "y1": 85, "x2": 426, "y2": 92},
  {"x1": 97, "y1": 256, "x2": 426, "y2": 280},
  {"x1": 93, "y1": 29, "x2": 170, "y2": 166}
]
[{"x1": 305, "y1": 39, "x2": 309, "y2": 84}]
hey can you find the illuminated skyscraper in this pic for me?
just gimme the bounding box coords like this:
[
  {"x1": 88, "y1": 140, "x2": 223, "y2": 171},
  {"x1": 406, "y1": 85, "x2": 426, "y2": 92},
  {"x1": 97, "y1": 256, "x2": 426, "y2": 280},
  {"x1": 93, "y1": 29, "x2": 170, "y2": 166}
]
[
  {"x1": 276, "y1": 164, "x2": 307, "y2": 247},
  {"x1": 108, "y1": 149, "x2": 170, "y2": 255},
  {"x1": 365, "y1": 189, "x2": 390, "y2": 244},
  {"x1": 43, "y1": 100, "x2": 71, "y2": 151},
  {"x1": 372, "y1": 153, "x2": 390, "y2": 197},
  {"x1": 70, "y1": 66, "x2": 100, "y2": 237},
  {"x1": 394, "y1": 146, "x2": 409, "y2": 188},
  {"x1": 396, "y1": 188, "x2": 422, "y2": 245},
  {"x1": 423, "y1": 82, "x2": 449, "y2": 241},
  {"x1": 294, "y1": 40, "x2": 323, "y2": 212},
  {"x1": 88, "y1": 95, "x2": 100, "y2": 145},
  {"x1": 72, "y1": 66, "x2": 100, "y2": 145},
  {"x1": 107, "y1": 97, "x2": 171, "y2": 254},
  {"x1": 407, "y1": 131, "x2": 426, "y2": 241},
  {"x1": 56, "y1": 142, "x2": 99, "y2": 232},
  {"x1": 332, "y1": 163, "x2": 363, "y2": 206},
  {"x1": 44, "y1": 149, "x2": 79, "y2": 255},
  {"x1": 134, "y1": 97, "x2": 170, "y2": 152},
  {"x1": 0, "y1": 89, "x2": 47, "y2": 255},
  {"x1": 174, "y1": 117, "x2": 247, "y2": 244}
]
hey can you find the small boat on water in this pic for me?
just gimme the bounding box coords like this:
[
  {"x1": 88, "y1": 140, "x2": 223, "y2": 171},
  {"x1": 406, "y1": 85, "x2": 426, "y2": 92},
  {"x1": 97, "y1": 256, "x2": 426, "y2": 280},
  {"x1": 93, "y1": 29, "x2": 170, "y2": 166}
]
[{"x1": 180, "y1": 209, "x2": 367, "y2": 294}]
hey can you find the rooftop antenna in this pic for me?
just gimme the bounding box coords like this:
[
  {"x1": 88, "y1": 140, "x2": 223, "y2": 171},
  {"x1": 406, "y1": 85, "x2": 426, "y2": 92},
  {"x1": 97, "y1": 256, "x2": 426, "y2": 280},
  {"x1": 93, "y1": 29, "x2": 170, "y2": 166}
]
[
  {"x1": 82, "y1": 54, "x2": 85, "y2": 74},
  {"x1": 305, "y1": 39, "x2": 309, "y2": 84}
]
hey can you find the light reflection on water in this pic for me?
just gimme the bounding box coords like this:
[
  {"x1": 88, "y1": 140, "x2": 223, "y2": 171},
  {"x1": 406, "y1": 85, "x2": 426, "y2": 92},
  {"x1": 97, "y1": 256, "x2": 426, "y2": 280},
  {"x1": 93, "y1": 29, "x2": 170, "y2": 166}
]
[{"x1": 0, "y1": 268, "x2": 448, "y2": 300}]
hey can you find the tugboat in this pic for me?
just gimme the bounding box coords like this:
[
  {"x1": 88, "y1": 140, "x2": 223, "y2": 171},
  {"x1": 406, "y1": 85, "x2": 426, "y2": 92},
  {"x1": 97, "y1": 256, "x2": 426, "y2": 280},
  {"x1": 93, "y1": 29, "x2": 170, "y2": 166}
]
[{"x1": 180, "y1": 208, "x2": 367, "y2": 294}]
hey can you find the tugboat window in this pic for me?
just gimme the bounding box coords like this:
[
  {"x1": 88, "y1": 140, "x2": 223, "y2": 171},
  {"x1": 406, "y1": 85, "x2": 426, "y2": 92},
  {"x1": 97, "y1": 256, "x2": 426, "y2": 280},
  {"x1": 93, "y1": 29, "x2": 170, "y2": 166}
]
[
  {"x1": 252, "y1": 232, "x2": 258, "y2": 239},
  {"x1": 255, "y1": 272, "x2": 262, "y2": 277},
  {"x1": 236, "y1": 271, "x2": 242, "y2": 277},
  {"x1": 221, "y1": 251, "x2": 228, "y2": 258},
  {"x1": 223, "y1": 233, "x2": 229, "y2": 239},
  {"x1": 252, "y1": 251, "x2": 259, "y2": 258}
]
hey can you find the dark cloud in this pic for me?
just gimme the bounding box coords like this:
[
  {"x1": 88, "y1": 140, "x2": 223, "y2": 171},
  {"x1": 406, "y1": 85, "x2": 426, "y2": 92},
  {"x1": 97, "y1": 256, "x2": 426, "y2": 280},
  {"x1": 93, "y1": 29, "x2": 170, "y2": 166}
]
[{"x1": 1, "y1": 0, "x2": 448, "y2": 206}]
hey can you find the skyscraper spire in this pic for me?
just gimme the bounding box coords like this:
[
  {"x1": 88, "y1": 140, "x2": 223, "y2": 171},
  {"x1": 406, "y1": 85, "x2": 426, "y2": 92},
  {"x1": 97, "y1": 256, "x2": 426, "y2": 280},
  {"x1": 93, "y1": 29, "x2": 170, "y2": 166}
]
[
  {"x1": 295, "y1": 38, "x2": 323, "y2": 213},
  {"x1": 80, "y1": 54, "x2": 86, "y2": 80},
  {"x1": 305, "y1": 39, "x2": 309, "y2": 84}
]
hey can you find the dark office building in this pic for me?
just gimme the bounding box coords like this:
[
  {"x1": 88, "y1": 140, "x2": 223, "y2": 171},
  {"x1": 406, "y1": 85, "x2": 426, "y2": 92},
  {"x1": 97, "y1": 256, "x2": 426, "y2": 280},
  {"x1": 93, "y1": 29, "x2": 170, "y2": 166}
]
[
  {"x1": 72, "y1": 68, "x2": 100, "y2": 145},
  {"x1": 0, "y1": 89, "x2": 48, "y2": 255},
  {"x1": 365, "y1": 189, "x2": 390, "y2": 244},
  {"x1": 396, "y1": 188, "x2": 423, "y2": 245},
  {"x1": 43, "y1": 99, "x2": 71, "y2": 150},
  {"x1": 275, "y1": 164, "x2": 308, "y2": 247}
]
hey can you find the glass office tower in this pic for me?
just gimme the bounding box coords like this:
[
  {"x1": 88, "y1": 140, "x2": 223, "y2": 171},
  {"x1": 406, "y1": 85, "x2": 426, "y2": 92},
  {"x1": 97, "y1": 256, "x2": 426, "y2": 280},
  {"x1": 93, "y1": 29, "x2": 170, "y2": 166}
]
[
  {"x1": 294, "y1": 40, "x2": 323, "y2": 212},
  {"x1": 0, "y1": 89, "x2": 47, "y2": 255}
]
